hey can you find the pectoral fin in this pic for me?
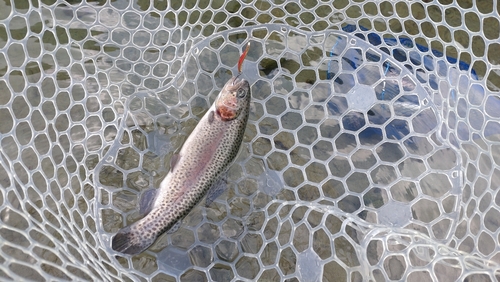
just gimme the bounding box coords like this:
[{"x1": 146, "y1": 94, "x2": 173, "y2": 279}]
[{"x1": 208, "y1": 110, "x2": 215, "y2": 124}]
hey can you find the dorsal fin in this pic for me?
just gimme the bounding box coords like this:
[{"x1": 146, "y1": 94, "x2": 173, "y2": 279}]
[{"x1": 205, "y1": 173, "x2": 228, "y2": 207}]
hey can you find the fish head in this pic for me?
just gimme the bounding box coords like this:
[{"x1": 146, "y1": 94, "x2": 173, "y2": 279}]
[{"x1": 215, "y1": 76, "x2": 250, "y2": 121}]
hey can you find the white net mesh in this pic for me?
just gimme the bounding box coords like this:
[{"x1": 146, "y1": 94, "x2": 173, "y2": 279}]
[{"x1": 1, "y1": 0, "x2": 500, "y2": 281}]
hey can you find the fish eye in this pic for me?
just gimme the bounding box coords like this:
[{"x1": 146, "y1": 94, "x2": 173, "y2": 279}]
[{"x1": 237, "y1": 88, "x2": 246, "y2": 98}]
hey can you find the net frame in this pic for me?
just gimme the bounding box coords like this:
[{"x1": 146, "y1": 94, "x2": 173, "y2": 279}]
[{"x1": 0, "y1": 0, "x2": 499, "y2": 281}]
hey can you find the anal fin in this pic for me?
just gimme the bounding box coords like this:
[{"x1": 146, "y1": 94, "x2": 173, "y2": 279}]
[{"x1": 139, "y1": 189, "x2": 158, "y2": 216}]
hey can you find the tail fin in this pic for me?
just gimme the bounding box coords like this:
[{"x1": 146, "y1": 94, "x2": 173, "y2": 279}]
[{"x1": 111, "y1": 222, "x2": 157, "y2": 255}]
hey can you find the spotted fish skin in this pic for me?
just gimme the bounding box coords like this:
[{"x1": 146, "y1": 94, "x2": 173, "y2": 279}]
[{"x1": 112, "y1": 77, "x2": 251, "y2": 255}]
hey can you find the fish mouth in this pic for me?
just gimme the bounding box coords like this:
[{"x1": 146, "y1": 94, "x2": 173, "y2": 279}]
[
  {"x1": 223, "y1": 76, "x2": 248, "y2": 95},
  {"x1": 216, "y1": 76, "x2": 245, "y2": 114},
  {"x1": 231, "y1": 76, "x2": 244, "y2": 86}
]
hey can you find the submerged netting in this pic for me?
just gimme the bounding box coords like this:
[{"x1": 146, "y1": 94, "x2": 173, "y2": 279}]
[{"x1": 1, "y1": 0, "x2": 500, "y2": 281}]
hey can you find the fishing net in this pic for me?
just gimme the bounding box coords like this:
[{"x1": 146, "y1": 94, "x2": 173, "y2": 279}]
[{"x1": 1, "y1": 0, "x2": 500, "y2": 281}]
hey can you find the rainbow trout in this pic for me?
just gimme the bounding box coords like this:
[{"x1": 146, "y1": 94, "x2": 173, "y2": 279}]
[{"x1": 112, "y1": 44, "x2": 251, "y2": 255}]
